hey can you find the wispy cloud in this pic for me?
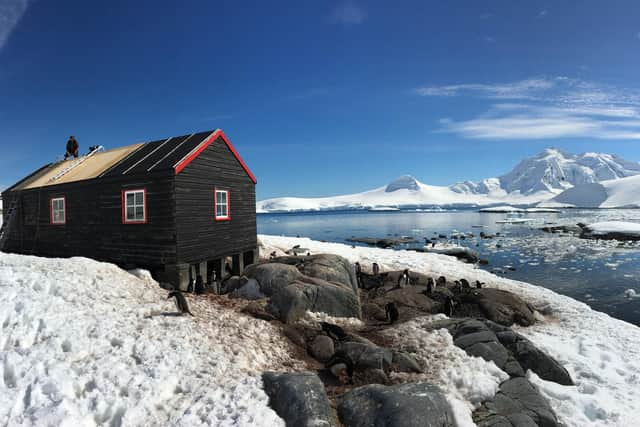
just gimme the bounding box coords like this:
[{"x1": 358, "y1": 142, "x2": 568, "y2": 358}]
[
  {"x1": 483, "y1": 36, "x2": 496, "y2": 44},
  {"x1": 537, "y1": 9, "x2": 548, "y2": 18},
  {"x1": 479, "y1": 12, "x2": 493, "y2": 20},
  {"x1": 417, "y1": 77, "x2": 640, "y2": 140},
  {"x1": 331, "y1": 2, "x2": 366, "y2": 25},
  {"x1": 0, "y1": 0, "x2": 29, "y2": 50}
]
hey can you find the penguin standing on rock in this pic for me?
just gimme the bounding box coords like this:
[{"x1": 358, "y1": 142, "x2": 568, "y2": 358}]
[
  {"x1": 167, "y1": 290, "x2": 194, "y2": 316},
  {"x1": 385, "y1": 302, "x2": 399, "y2": 324}
]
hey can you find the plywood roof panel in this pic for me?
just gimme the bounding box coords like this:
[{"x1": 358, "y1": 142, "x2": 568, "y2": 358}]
[{"x1": 15, "y1": 144, "x2": 144, "y2": 190}]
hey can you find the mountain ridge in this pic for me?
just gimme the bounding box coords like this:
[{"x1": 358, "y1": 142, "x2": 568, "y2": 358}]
[{"x1": 257, "y1": 149, "x2": 640, "y2": 212}]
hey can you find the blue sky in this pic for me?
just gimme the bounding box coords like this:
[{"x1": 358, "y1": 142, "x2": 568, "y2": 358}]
[{"x1": 1, "y1": 0, "x2": 640, "y2": 199}]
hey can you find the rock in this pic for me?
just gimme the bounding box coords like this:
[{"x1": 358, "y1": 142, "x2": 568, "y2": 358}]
[
  {"x1": 262, "y1": 371, "x2": 337, "y2": 427},
  {"x1": 241, "y1": 300, "x2": 277, "y2": 321},
  {"x1": 282, "y1": 324, "x2": 307, "y2": 348},
  {"x1": 442, "y1": 318, "x2": 572, "y2": 385},
  {"x1": 231, "y1": 278, "x2": 264, "y2": 300},
  {"x1": 456, "y1": 289, "x2": 536, "y2": 326},
  {"x1": 362, "y1": 303, "x2": 388, "y2": 322},
  {"x1": 336, "y1": 342, "x2": 393, "y2": 372},
  {"x1": 346, "y1": 236, "x2": 418, "y2": 248},
  {"x1": 270, "y1": 254, "x2": 358, "y2": 293},
  {"x1": 539, "y1": 224, "x2": 583, "y2": 234},
  {"x1": 373, "y1": 286, "x2": 436, "y2": 313},
  {"x1": 269, "y1": 279, "x2": 361, "y2": 323},
  {"x1": 337, "y1": 382, "x2": 455, "y2": 427},
  {"x1": 391, "y1": 351, "x2": 423, "y2": 373},
  {"x1": 308, "y1": 335, "x2": 335, "y2": 362},
  {"x1": 243, "y1": 263, "x2": 302, "y2": 296},
  {"x1": 474, "y1": 377, "x2": 559, "y2": 427},
  {"x1": 508, "y1": 340, "x2": 573, "y2": 386},
  {"x1": 220, "y1": 275, "x2": 244, "y2": 294}
]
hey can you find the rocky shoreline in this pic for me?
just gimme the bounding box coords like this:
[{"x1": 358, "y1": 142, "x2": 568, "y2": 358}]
[{"x1": 218, "y1": 247, "x2": 572, "y2": 426}]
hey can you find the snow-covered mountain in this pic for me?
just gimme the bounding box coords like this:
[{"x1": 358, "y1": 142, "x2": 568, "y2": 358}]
[
  {"x1": 455, "y1": 148, "x2": 640, "y2": 196},
  {"x1": 257, "y1": 149, "x2": 640, "y2": 213},
  {"x1": 542, "y1": 174, "x2": 640, "y2": 208},
  {"x1": 257, "y1": 175, "x2": 547, "y2": 213}
]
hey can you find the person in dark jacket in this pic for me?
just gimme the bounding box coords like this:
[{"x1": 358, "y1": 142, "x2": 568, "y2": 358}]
[{"x1": 65, "y1": 136, "x2": 79, "y2": 159}]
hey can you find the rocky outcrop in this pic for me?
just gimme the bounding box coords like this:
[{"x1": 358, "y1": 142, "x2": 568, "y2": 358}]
[
  {"x1": 242, "y1": 263, "x2": 302, "y2": 296},
  {"x1": 346, "y1": 236, "x2": 418, "y2": 248},
  {"x1": 337, "y1": 382, "x2": 455, "y2": 427},
  {"x1": 474, "y1": 377, "x2": 559, "y2": 427},
  {"x1": 270, "y1": 279, "x2": 361, "y2": 323},
  {"x1": 242, "y1": 255, "x2": 362, "y2": 323},
  {"x1": 440, "y1": 318, "x2": 573, "y2": 386},
  {"x1": 262, "y1": 371, "x2": 338, "y2": 427},
  {"x1": 455, "y1": 289, "x2": 536, "y2": 327}
]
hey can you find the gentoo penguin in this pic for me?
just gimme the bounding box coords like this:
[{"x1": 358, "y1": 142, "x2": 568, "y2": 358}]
[
  {"x1": 167, "y1": 290, "x2": 194, "y2": 316},
  {"x1": 385, "y1": 302, "x2": 399, "y2": 324}
]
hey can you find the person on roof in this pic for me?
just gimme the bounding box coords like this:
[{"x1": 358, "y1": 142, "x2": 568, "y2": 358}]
[{"x1": 65, "y1": 136, "x2": 79, "y2": 159}]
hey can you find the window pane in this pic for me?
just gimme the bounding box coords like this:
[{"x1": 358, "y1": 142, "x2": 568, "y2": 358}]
[
  {"x1": 216, "y1": 192, "x2": 222, "y2": 203},
  {"x1": 127, "y1": 193, "x2": 135, "y2": 205},
  {"x1": 135, "y1": 192, "x2": 143, "y2": 205},
  {"x1": 127, "y1": 207, "x2": 135, "y2": 219},
  {"x1": 135, "y1": 206, "x2": 144, "y2": 219}
]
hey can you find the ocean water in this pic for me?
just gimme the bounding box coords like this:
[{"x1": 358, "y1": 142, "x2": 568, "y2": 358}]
[{"x1": 258, "y1": 209, "x2": 640, "y2": 326}]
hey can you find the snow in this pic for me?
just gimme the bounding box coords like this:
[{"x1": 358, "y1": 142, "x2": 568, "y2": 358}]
[
  {"x1": 550, "y1": 174, "x2": 640, "y2": 208},
  {"x1": 260, "y1": 234, "x2": 640, "y2": 427},
  {"x1": 584, "y1": 221, "x2": 640, "y2": 236},
  {"x1": 382, "y1": 317, "x2": 509, "y2": 427},
  {"x1": 257, "y1": 149, "x2": 640, "y2": 213},
  {"x1": 0, "y1": 253, "x2": 303, "y2": 426},
  {"x1": 257, "y1": 176, "x2": 552, "y2": 213}
]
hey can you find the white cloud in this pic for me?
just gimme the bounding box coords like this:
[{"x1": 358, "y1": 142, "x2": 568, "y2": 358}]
[
  {"x1": 418, "y1": 77, "x2": 640, "y2": 140},
  {"x1": 537, "y1": 9, "x2": 548, "y2": 18},
  {"x1": 0, "y1": 0, "x2": 28, "y2": 50},
  {"x1": 416, "y1": 78, "x2": 557, "y2": 100},
  {"x1": 332, "y1": 2, "x2": 366, "y2": 25}
]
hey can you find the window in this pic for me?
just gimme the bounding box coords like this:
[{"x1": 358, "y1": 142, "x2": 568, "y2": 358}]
[
  {"x1": 50, "y1": 197, "x2": 66, "y2": 224},
  {"x1": 215, "y1": 189, "x2": 230, "y2": 220},
  {"x1": 122, "y1": 189, "x2": 146, "y2": 224}
]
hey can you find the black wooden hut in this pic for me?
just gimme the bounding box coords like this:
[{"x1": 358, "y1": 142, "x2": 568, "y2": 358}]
[{"x1": 0, "y1": 129, "x2": 258, "y2": 289}]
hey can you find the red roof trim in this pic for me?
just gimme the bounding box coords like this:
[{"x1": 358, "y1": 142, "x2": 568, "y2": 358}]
[{"x1": 174, "y1": 130, "x2": 257, "y2": 184}]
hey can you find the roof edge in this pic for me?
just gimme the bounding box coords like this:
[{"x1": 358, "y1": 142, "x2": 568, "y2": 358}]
[{"x1": 173, "y1": 129, "x2": 257, "y2": 184}]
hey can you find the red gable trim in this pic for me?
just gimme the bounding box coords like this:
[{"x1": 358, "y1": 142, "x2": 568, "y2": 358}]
[{"x1": 173, "y1": 129, "x2": 257, "y2": 184}]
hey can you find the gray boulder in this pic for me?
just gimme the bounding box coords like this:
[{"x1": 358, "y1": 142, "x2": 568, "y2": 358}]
[
  {"x1": 337, "y1": 382, "x2": 455, "y2": 427},
  {"x1": 262, "y1": 371, "x2": 338, "y2": 427},
  {"x1": 474, "y1": 377, "x2": 559, "y2": 427},
  {"x1": 441, "y1": 319, "x2": 572, "y2": 385},
  {"x1": 308, "y1": 335, "x2": 335, "y2": 362},
  {"x1": 243, "y1": 263, "x2": 302, "y2": 296},
  {"x1": 269, "y1": 279, "x2": 361, "y2": 323},
  {"x1": 336, "y1": 342, "x2": 394, "y2": 372},
  {"x1": 457, "y1": 289, "x2": 536, "y2": 326},
  {"x1": 271, "y1": 254, "x2": 359, "y2": 293}
]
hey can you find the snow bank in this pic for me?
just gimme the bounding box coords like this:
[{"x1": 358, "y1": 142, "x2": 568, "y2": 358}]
[
  {"x1": 383, "y1": 316, "x2": 509, "y2": 427},
  {"x1": 584, "y1": 221, "x2": 640, "y2": 236},
  {"x1": 550, "y1": 174, "x2": 640, "y2": 208},
  {"x1": 260, "y1": 234, "x2": 640, "y2": 427},
  {"x1": 478, "y1": 205, "x2": 525, "y2": 213},
  {"x1": 0, "y1": 253, "x2": 302, "y2": 426}
]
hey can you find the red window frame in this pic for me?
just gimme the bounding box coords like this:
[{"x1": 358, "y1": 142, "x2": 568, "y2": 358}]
[
  {"x1": 50, "y1": 196, "x2": 66, "y2": 225},
  {"x1": 121, "y1": 188, "x2": 147, "y2": 224},
  {"x1": 214, "y1": 188, "x2": 230, "y2": 221}
]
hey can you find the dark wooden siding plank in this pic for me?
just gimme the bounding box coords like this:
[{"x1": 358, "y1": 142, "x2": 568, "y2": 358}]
[{"x1": 175, "y1": 136, "x2": 257, "y2": 264}]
